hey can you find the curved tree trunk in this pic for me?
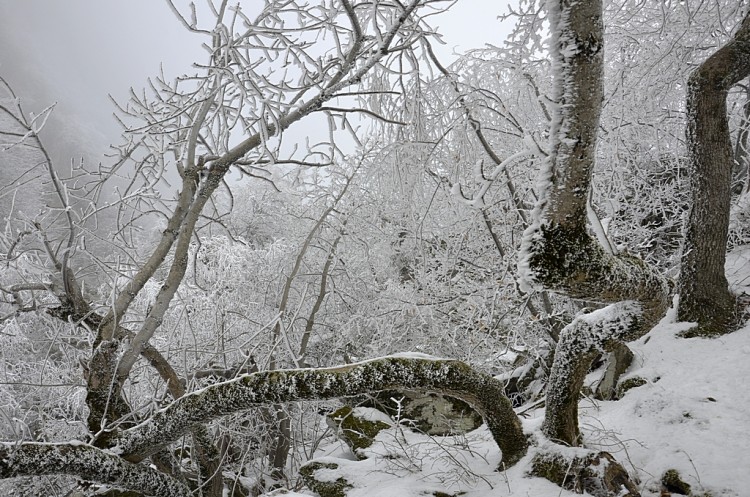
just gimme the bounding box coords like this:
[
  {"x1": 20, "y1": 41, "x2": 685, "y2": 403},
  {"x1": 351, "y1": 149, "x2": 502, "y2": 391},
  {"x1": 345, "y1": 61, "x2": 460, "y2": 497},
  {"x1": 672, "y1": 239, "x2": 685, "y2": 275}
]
[
  {"x1": 519, "y1": 0, "x2": 669, "y2": 319},
  {"x1": 541, "y1": 302, "x2": 641, "y2": 445},
  {"x1": 0, "y1": 357, "x2": 527, "y2": 495},
  {"x1": 519, "y1": 0, "x2": 670, "y2": 446},
  {"x1": 114, "y1": 356, "x2": 528, "y2": 469},
  {"x1": 677, "y1": 12, "x2": 750, "y2": 336}
]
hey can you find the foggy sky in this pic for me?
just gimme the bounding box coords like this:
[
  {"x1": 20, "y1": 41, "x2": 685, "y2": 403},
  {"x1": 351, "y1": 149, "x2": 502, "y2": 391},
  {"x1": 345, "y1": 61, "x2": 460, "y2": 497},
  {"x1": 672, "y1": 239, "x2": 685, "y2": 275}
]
[{"x1": 0, "y1": 1, "x2": 513, "y2": 170}]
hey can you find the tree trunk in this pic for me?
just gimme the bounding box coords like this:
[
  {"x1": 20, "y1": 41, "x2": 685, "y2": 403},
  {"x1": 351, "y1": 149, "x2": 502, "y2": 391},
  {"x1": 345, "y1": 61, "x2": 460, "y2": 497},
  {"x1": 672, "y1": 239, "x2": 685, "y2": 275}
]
[
  {"x1": 541, "y1": 302, "x2": 641, "y2": 445},
  {"x1": 677, "y1": 12, "x2": 750, "y2": 336},
  {"x1": 0, "y1": 443, "x2": 191, "y2": 497},
  {"x1": 114, "y1": 357, "x2": 528, "y2": 469},
  {"x1": 520, "y1": 0, "x2": 669, "y2": 324},
  {"x1": 520, "y1": 0, "x2": 670, "y2": 446},
  {"x1": 269, "y1": 405, "x2": 292, "y2": 487}
]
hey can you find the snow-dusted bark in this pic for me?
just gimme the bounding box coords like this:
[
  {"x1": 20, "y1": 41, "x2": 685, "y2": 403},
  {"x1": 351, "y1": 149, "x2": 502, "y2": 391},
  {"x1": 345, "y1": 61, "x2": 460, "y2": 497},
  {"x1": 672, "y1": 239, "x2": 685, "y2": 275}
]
[
  {"x1": 519, "y1": 0, "x2": 669, "y2": 325},
  {"x1": 0, "y1": 443, "x2": 191, "y2": 497},
  {"x1": 678, "y1": 12, "x2": 750, "y2": 336},
  {"x1": 114, "y1": 356, "x2": 528, "y2": 468},
  {"x1": 518, "y1": 0, "x2": 670, "y2": 447},
  {"x1": 533, "y1": 0, "x2": 604, "y2": 230},
  {"x1": 541, "y1": 302, "x2": 641, "y2": 445},
  {"x1": 49, "y1": 306, "x2": 225, "y2": 496}
]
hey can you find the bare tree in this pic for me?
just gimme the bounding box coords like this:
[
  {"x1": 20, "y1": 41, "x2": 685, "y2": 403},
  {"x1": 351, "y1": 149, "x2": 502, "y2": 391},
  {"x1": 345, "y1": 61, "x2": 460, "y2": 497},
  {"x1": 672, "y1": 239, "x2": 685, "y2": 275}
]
[{"x1": 2, "y1": 1, "x2": 508, "y2": 495}]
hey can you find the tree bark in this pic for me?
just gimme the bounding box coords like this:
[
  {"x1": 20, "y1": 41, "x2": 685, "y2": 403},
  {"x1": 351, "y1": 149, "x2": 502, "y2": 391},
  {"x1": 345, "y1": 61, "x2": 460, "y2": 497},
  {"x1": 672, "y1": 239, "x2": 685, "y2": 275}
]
[
  {"x1": 50, "y1": 305, "x2": 224, "y2": 496},
  {"x1": 0, "y1": 443, "x2": 191, "y2": 497},
  {"x1": 0, "y1": 357, "x2": 526, "y2": 492},
  {"x1": 677, "y1": 12, "x2": 750, "y2": 336},
  {"x1": 520, "y1": 0, "x2": 669, "y2": 319},
  {"x1": 541, "y1": 302, "x2": 641, "y2": 445},
  {"x1": 519, "y1": 0, "x2": 670, "y2": 446},
  {"x1": 114, "y1": 356, "x2": 528, "y2": 469}
]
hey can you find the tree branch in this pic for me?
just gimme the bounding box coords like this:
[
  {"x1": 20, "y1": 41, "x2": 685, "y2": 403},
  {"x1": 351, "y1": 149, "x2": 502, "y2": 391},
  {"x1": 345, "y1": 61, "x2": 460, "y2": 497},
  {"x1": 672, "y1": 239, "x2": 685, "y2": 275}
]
[
  {"x1": 114, "y1": 356, "x2": 528, "y2": 468},
  {"x1": 0, "y1": 442, "x2": 191, "y2": 497}
]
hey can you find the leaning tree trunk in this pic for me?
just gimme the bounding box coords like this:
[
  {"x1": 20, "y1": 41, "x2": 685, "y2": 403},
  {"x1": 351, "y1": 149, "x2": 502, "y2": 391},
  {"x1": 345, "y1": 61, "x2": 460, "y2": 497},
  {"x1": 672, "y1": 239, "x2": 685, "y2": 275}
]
[
  {"x1": 519, "y1": 0, "x2": 670, "y2": 446},
  {"x1": 677, "y1": 12, "x2": 750, "y2": 337}
]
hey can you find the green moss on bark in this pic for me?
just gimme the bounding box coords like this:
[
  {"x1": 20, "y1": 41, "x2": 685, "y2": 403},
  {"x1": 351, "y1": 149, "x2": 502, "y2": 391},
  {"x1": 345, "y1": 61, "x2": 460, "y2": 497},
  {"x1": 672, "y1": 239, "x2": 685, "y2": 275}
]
[
  {"x1": 327, "y1": 406, "x2": 390, "y2": 456},
  {"x1": 299, "y1": 462, "x2": 352, "y2": 497},
  {"x1": 530, "y1": 450, "x2": 640, "y2": 497}
]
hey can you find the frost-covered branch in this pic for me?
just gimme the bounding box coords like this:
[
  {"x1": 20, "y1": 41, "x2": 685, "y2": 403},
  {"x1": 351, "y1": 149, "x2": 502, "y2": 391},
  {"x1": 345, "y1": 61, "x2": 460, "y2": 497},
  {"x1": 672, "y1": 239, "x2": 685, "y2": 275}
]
[
  {"x1": 0, "y1": 442, "x2": 191, "y2": 497},
  {"x1": 541, "y1": 301, "x2": 642, "y2": 445},
  {"x1": 80, "y1": 2, "x2": 434, "y2": 450},
  {"x1": 273, "y1": 168, "x2": 357, "y2": 369},
  {"x1": 112, "y1": 0, "x2": 428, "y2": 383},
  {"x1": 298, "y1": 229, "x2": 344, "y2": 366},
  {"x1": 424, "y1": 40, "x2": 535, "y2": 219},
  {"x1": 115, "y1": 356, "x2": 528, "y2": 468}
]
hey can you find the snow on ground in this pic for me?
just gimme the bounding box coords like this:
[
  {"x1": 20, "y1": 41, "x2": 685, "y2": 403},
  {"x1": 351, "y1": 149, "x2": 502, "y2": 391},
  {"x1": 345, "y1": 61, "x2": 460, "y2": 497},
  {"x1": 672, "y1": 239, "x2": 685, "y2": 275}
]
[
  {"x1": 582, "y1": 306, "x2": 750, "y2": 496},
  {"x1": 276, "y1": 248, "x2": 750, "y2": 497},
  {"x1": 303, "y1": 424, "x2": 572, "y2": 497}
]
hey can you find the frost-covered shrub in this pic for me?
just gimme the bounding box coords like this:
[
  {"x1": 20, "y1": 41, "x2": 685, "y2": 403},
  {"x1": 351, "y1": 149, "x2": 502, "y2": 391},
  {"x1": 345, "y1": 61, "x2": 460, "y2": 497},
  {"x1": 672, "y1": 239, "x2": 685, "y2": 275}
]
[
  {"x1": 596, "y1": 155, "x2": 689, "y2": 274},
  {"x1": 729, "y1": 191, "x2": 750, "y2": 249}
]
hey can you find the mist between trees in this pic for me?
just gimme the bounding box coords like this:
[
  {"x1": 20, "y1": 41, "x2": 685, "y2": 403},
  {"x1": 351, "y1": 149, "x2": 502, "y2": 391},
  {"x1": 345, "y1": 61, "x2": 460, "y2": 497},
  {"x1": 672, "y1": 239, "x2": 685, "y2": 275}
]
[{"x1": 1, "y1": 1, "x2": 749, "y2": 496}]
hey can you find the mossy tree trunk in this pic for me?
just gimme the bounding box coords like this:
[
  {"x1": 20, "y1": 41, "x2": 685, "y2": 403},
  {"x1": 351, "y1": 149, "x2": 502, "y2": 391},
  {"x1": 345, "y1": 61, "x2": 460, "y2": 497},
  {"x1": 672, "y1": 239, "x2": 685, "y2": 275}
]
[
  {"x1": 520, "y1": 0, "x2": 669, "y2": 446},
  {"x1": 114, "y1": 356, "x2": 528, "y2": 469},
  {"x1": 0, "y1": 443, "x2": 193, "y2": 497},
  {"x1": 0, "y1": 357, "x2": 527, "y2": 495},
  {"x1": 677, "y1": 12, "x2": 750, "y2": 337}
]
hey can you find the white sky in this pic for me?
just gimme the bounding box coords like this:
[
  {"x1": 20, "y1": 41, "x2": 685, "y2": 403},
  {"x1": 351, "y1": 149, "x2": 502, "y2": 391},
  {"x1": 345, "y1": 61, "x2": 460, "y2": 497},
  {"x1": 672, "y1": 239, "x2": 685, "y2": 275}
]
[{"x1": 0, "y1": 1, "x2": 516, "y2": 163}]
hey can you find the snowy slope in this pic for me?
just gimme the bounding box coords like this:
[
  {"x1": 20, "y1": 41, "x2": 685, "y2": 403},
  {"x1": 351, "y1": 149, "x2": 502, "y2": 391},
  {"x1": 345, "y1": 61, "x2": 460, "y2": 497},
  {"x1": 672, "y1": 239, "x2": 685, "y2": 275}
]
[{"x1": 583, "y1": 305, "x2": 750, "y2": 496}]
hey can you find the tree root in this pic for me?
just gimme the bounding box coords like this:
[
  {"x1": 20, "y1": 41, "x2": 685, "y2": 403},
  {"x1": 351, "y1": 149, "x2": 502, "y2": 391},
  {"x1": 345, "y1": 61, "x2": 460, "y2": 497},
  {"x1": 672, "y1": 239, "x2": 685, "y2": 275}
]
[{"x1": 529, "y1": 446, "x2": 640, "y2": 497}]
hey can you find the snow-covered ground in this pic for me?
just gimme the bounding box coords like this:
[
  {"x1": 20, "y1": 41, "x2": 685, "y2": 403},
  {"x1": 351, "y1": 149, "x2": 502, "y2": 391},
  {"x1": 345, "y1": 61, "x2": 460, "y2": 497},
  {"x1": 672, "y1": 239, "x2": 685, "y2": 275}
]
[
  {"x1": 580, "y1": 304, "x2": 750, "y2": 496},
  {"x1": 277, "y1": 247, "x2": 750, "y2": 497}
]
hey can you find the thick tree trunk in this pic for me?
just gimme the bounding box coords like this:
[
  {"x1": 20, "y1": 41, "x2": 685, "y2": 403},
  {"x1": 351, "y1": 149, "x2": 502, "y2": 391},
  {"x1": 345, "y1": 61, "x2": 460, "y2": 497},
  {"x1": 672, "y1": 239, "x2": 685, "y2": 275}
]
[
  {"x1": 114, "y1": 357, "x2": 528, "y2": 469},
  {"x1": 520, "y1": 0, "x2": 670, "y2": 447},
  {"x1": 540, "y1": 0, "x2": 604, "y2": 230},
  {"x1": 677, "y1": 12, "x2": 750, "y2": 336},
  {"x1": 520, "y1": 0, "x2": 669, "y2": 324}
]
